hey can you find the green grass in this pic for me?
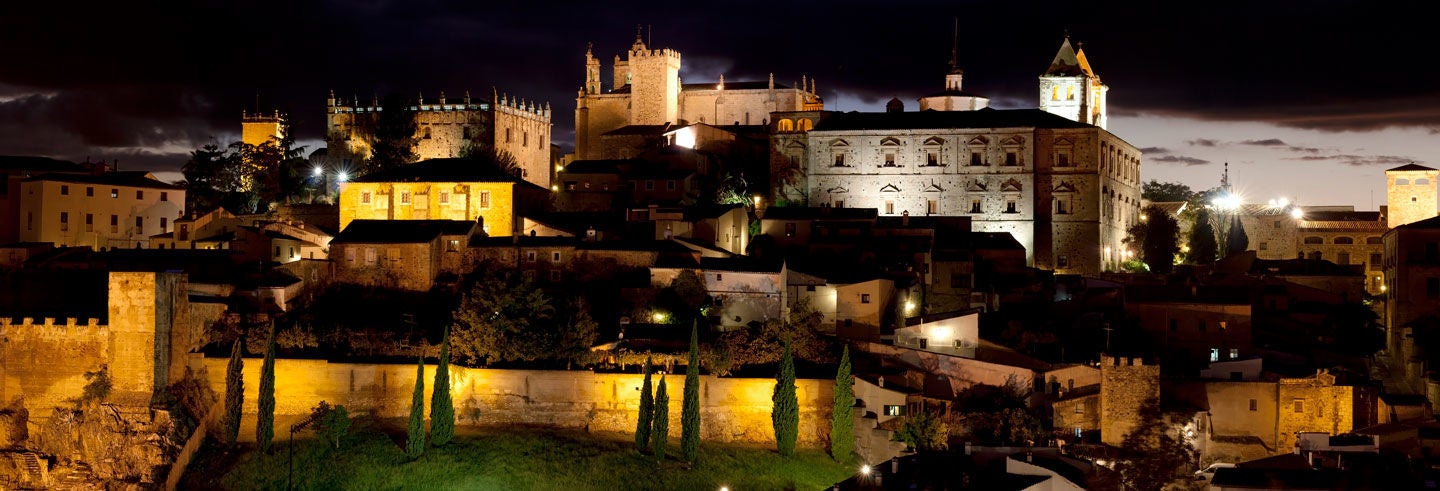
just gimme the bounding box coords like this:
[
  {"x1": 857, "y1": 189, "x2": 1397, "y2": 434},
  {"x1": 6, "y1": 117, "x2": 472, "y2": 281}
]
[{"x1": 181, "y1": 419, "x2": 854, "y2": 490}]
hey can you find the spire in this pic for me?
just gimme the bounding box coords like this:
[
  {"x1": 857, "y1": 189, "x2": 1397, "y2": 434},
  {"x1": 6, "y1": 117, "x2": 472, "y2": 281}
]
[
  {"x1": 632, "y1": 24, "x2": 646, "y2": 51},
  {"x1": 1044, "y1": 35, "x2": 1091, "y2": 77},
  {"x1": 768, "y1": 72, "x2": 774, "y2": 90},
  {"x1": 948, "y1": 16, "x2": 962, "y2": 74}
]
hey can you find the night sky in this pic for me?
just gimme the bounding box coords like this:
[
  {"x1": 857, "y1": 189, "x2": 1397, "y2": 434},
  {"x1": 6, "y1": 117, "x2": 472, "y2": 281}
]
[{"x1": 3, "y1": 1, "x2": 1435, "y2": 209}]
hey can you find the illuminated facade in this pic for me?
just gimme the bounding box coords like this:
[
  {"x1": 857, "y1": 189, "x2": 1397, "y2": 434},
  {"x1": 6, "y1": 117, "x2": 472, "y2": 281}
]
[
  {"x1": 1386, "y1": 163, "x2": 1438, "y2": 228},
  {"x1": 241, "y1": 110, "x2": 285, "y2": 147},
  {"x1": 337, "y1": 158, "x2": 548, "y2": 235},
  {"x1": 325, "y1": 91, "x2": 554, "y2": 189},
  {"x1": 574, "y1": 33, "x2": 822, "y2": 160},
  {"x1": 1038, "y1": 36, "x2": 1108, "y2": 129},
  {"x1": 18, "y1": 172, "x2": 185, "y2": 249}
]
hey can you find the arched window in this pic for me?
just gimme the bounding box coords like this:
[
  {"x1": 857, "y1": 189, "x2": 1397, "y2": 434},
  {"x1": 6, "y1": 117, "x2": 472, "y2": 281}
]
[
  {"x1": 799, "y1": 119, "x2": 813, "y2": 131},
  {"x1": 1066, "y1": 85, "x2": 1075, "y2": 100},
  {"x1": 1333, "y1": 237, "x2": 1354, "y2": 245},
  {"x1": 778, "y1": 119, "x2": 794, "y2": 132},
  {"x1": 1051, "y1": 86, "x2": 1060, "y2": 100},
  {"x1": 1419, "y1": 178, "x2": 1431, "y2": 185},
  {"x1": 1303, "y1": 236, "x2": 1323, "y2": 245},
  {"x1": 1396, "y1": 178, "x2": 1410, "y2": 185},
  {"x1": 1366, "y1": 236, "x2": 1383, "y2": 245}
]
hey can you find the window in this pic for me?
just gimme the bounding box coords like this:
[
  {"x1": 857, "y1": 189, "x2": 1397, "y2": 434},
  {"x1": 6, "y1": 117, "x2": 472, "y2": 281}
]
[
  {"x1": 1057, "y1": 255, "x2": 1069, "y2": 268},
  {"x1": 136, "y1": 190, "x2": 144, "y2": 200},
  {"x1": 1056, "y1": 200, "x2": 1068, "y2": 214},
  {"x1": 110, "y1": 188, "x2": 118, "y2": 198},
  {"x1": 505, "y1": 128, "x2": 512, "y2": 143},
  {"x1": 715, "y1": 273, "x2": 723, "y2": 281},
  {"x1": 970, "y1": 199, "x2": 981, "y2": 213},
  {"x1": 59, "y1": 212, "x2": 68, "y2": 231},
  {"x1": 1396, "y1": 178, "x2": 1410, "y2": 185},
  {"x1": 1367, "y1": 236, "x2": 1383, "y2": 245},
  {"x1": 400, "y1": 191, "x2": 412, "y2": 204},
  {"x1": 785, "y1": 223, "x2": 796, "y2": 237},
  {"x1": 666, "y1": 180, "x2": 676, "y2": 191},
  {"x1": 549, "y1": 270, "x2": 561, "y2": 282},
  {"x1": 1371, "y1": 253, "x2": 1383, "y2": 271},
  {"x1": 439, "y1": 192, "x2": 449, "y2": 204},
  {"x1": 60, "y1": 185, "x2": 69, "y2": 195},
  {"x1": 135, "y1": 216, "x2": 143, "y2": 233},
  {"x1": 160, "y1": 217, "x2": 167, "y2": 231},
  {"x1": 365, "y1": 248, "x2": 377, "y2": 265},
  {"x1": 1005, "y1": 200, "x2": 1017, "y2": 213},
  {"x1": 927, "y1": 152, "x2": 939, "y2": 166},
  {"x1": 1303, "y1": 236, "x2": 1323, "y2": 245},
  {"x1": 86, "y1": 187, "x2": 94, "y2": 197},
  {"x1": 1005, "y1": 152, "x2": 1018, "y2": 166},
  {"x1": 345, "y1": 248, "x2": 356, "y2": 263},
  {"x1": 275, "y1": 246, "x2": 281, "y2": 257},
  {"x1": 160, "y1": 192, "x2": 168, "y2": 202},
  {"x1": 861, "y1": 293, "x2": 871, "y2": 304},
  {"x1": 1334, "y1": 236, "x2": 1354, "y2": 245},
  {"x1": 551, "y1": 251, "x2": 561, "y2": 262},
  {"x1": 478, "y1": 191, "x2": 490, "y2": 209},
  {"x1": 1273, "y1": 220, "x2": 1281, "y2": 229},
  {"x1": 1229, "y1": 348, "x2": 1239, "y2": 359},
  {"x1": 834, "y1": 200, "x2": 845, "y2": 209},
  {"x1": 1249, "y1": 399, "x2": 1258, "y2": 411},
  {"x1": 927, "y1": 200, "x2": 938, "y2": 215},
  {"x1": 422, "y1": 127, "x2": 432, "y2": 139},
  {"x1": 447, "y1": 239, "x2": 460, "y2": 252},
  {"x1": 361, "y1": 191, "x2": 372, "y2": 204},
  {"x1": 970, "y1": 152, "x2": 983, "y2": 166},
  {"x1": 525, "y1": 251, "x2": 537, "y2": 262},
  {"x1": 1074, "y1": 404, "x2": 1083, "y2": 415},
  {"x1": 1210, "y1": 348, "x2": 1220, "y2": 362},
  {"x1": 884, "y1": 153, "x2": 896, "y2": 167},
  {"x1": 950, "y1": 273, "x2": 971, "y2": 288},
  {"x1": 387, "y1": 248, "x2": 400, "y2": 263},
  {"x1": 883, "y1": 405, "x2": 904, "y2": 417},
  {"x1": 1056, "y1": 152, "x2": 1070, "y2": 167},
  {"x1": 834, "y1": 153, "x2": 846, "y2": 167},
  {"x1": 1427, "y1": 277, "x2": 1439, "y2": 298},
  {"x1": 462, "y1": 126, "x2": 472, "y2": 139},
  {"x1": 1337, "y1": 252, "x2": 1350, "y2": 265},
  {"x1": 1259, "y1": 241, "x2": 1268, "y2": 251},
  {"x1": 645, "y1": 181, "x2": 655, "y2": 190},
  {"x1": 885, "y1": 201, "x2": 895, "y2": 214},
  {"x1": 85, "y1": 214, "x2": 93, "y2": 232},
  {"x1": 1293, "y1": 400, "x2": 1305, "y2": 413},
  {"x1": 1421, "y1": 178, "x2": 1432, "y2": 185},
  {"x1": 110, "y1": 215, "x2": 118, "y2": 233}
]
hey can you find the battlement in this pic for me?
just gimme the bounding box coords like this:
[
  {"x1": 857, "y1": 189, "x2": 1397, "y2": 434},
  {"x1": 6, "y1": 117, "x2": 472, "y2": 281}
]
[
  {"x1": 1100, "y1": 355, "x2": 1148, "y2": 367},
  {"x1": 241, "y1": 110, "x2": 284, "y2": 123},
  {"x1": 0, "y1": 316, "x2": 105, "y2": 329},
  {"x1": 631, "y1": 47, "x2": 682, "y2": 61},
  {"x1": 326, "y1": 89, "x2": 550, "y2": 120}
]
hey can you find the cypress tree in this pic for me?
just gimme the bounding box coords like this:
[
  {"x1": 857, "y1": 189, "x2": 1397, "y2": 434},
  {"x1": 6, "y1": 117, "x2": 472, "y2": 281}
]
[
  {"x1": 635, "y1": 357, "x2": 655, "y2": 451},
  {"x1": 222, "y1": 339, "x2": 244, "y2": 445},
  {"x1": 651, "y1": 376, "x2": 670, "y2": 460},
  {"x1": 1188, "y1": 207, "x2": 1218, "y2": 265},
  {"x1": 430, "y1": 326, "x2": 455, "y2": 447},
  {"x1": 681, "y1": 323, "x2": 702, "y2": 463},
  {"x1": 257, "y1": 326, "x2": 277, "y2": 453},
  {"x1": 772, "y1": 340, "x2": 799, "y2": 457},
  {"x1": 405, "y1": 357, "x2": 426, "y2": 459},
  {"x1": 830, "y1": 345, "x2": 855, "y2": 461}
]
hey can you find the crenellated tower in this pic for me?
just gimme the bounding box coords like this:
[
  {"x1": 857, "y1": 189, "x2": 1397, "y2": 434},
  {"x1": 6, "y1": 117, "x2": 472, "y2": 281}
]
[
  {"x1": 1038, "y1": 35, "x2": 1108, "y2": 129},
  {"x1": 622, "y1": 32, "x2": 682, "y2": 125}
]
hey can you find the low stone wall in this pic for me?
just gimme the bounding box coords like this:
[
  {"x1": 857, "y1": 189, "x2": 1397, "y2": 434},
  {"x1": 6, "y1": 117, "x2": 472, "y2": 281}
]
[{"x1": 204, "y1": 358, "x2": 834, "y2": 446}]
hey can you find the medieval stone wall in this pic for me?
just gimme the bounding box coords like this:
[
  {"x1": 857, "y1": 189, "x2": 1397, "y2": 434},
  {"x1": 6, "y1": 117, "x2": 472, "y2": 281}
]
[
  {"x1": 1098, "y1": 355, "x2": 1159, "y2": 446},
  {"x1": 203, "y1": 358, "x2": 835, "y2": 445}
]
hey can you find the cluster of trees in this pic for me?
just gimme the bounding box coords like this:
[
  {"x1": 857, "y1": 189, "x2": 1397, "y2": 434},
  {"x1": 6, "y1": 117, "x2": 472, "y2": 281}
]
[
  {"x1": 406, "y1": 327, "x2": 458, "y2": 459},
  {"x1": 182, "y1": 122, "x2": 309, "y2": 214},
  {"x1": 1128, "y1": 180, "x2": 1256, "y2": 271},
  {"x1": 450, "y1": 266, "x2": 598, "y2": 367},
  {"x1": 633, "y1": 325, "x2": 704, "y2": 462}
]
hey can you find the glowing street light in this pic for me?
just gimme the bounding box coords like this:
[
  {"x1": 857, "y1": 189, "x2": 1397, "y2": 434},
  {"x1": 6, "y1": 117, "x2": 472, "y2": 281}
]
[
  {"x1": 1290, "y1": 207, "x2": 1303, "y2": 219},
  {"x1": 860, "y1": 465, "x2": 872, "y2": 476},
  {"x1": 336, "y1": 171, "x2": 350, "y2": 182},
  {"x1": 313, "y1": 166, "x2": 324, "y2": 177}
]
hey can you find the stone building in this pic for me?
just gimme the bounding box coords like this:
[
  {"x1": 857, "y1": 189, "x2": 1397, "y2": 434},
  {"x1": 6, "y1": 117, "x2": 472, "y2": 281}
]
[
  {"x1": 18, "y1": 171, "x2": 185, "y2": 249},
  {"x1": 0, "y1": 156, "x2": 88, "y2": 244},
  {"x1": 325, "y1": 90, "x2": 554, "y2": 190},
  {"x1": 330, "y1": 219, "x2": 476, "y2": 291},
  {"x1": 337, "y1": 158, "x2": 550, "y2": 235},
  {"x1": 1098, "y1": 355, "x2": 1159, "y2": 446},
  {"x1": 1038, "y1": 36, "x2": 1108, "y2": 129},
  {"x1": 1382, "y1": 214, "x2": 1440, "y2": 335},
  {"x1": 1386, "y1": 163, "x2": 1438, "y2": 228},
  {"x1": 573, "y1": 33, "x2": 822, "y2": 160},
  {"x1": 241, "y1": 110, "x2": 284, "y2": 148}
]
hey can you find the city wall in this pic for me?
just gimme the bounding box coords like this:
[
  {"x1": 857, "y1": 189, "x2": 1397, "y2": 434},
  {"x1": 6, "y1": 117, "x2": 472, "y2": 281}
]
[{"x1": 204, "y1": 358, "x2": 835, "y2": 445}]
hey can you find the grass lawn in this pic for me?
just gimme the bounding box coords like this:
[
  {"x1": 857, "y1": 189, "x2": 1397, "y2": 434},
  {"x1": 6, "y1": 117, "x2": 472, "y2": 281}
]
[{"x1": 181, "y1": 419, "x2": 855, "y2": 490}]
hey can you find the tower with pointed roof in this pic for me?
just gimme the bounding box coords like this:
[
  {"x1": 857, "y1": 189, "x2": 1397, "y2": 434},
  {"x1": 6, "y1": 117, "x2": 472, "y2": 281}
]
[
  {"x1": 1386, "y1": 163, "x2": 1439, "y2": 228},
  {"x1": 918, "y1": 18, "x2": 990, "y2": 112},
  {"x1": 1038, "y1": 35, "x2": 1108, "y2": 129}
]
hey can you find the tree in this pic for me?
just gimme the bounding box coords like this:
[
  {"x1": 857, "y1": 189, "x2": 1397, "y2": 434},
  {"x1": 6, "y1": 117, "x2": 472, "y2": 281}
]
[
  {"x1": 459, "y1": 141, "x2": 522, "y2": 179},
  {"x1": 1188, "y1": 207, "x2": 1219, "y2": 265},
  {"x1": 556, "y1": 296, "x2": 600, "y2": 368},
  {"x1": 652, "y1": 376, "x2": 670, "y2": 459},
  {"x1": 830, "y1": 345, "x2": 854, "y2": 461},
  {"x1": 257, "y1": 326, "x2": 277, "y2": 453},
  {"x1": 772, "y1": 341, "x2": 799, "y2": 457},
  {"x1": 1142, "y1": 180, "x2": 1196, "y2": 202},
  {"x1": 430, "y1": 326, "x2": 455, "y2": 447},
  {"x1": 944, "y1": 382, "x2": 1044, "y2": 446},
  {"x1": 1225, "y1": 213, "x2": 1249, "y2": 257},
  {"x1": 451, "y1": 268, "x2": 556, "y2": 364},
  {"x1": 711, "y1": 297, "x2": 833, "y2": 374},
  {"x1": 1126, "y1": 205, "x2": 1181, "y2": 274},
  {"x1": 635, "y1": 357, "x2": 655, "y2": 452},
  {"x1": 681, "y1": 323, "x2": 702, "y2": 463},
  {"x1": 309, "y1": 401, "x2": 351, "y2": 450},
  {"x1": 1113, "y1": 401, "x2": 1196, "y2": 491},
  {"x1": 896, "y1": 411, "x2": 949, "y2": 452},
  {"x1": 365, "y1": 93, "x2": 419, "y2": 175},
  {"x1": 405, "y1": 357, "x2": 427, "y2": 460},
  {"x1": 222, "y1": 339, "x2": 244, "y2": 445}
]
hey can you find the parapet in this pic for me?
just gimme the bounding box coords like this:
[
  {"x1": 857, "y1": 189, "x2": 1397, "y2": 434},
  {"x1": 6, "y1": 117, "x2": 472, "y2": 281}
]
[{"x1": 0, "y1": 316, "x2": 105, "y2": 330}]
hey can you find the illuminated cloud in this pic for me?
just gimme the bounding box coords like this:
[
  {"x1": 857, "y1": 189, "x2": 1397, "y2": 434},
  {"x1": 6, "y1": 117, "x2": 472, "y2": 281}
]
[{"x1": 1150, "y1": 155, "x2": 1212, "y2": 166}]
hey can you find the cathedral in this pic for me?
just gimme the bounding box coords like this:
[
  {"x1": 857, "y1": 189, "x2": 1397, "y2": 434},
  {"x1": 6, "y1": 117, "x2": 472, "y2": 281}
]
[
  {"x1": 770, "y1": 37, "x2": 1140, "y2": 275},
  {"x1": 325, "y1": 90, "x2": 554, "y2": 190},
  {"x1": 573, "y1": 32, "x2": 823, "y2": 160}
]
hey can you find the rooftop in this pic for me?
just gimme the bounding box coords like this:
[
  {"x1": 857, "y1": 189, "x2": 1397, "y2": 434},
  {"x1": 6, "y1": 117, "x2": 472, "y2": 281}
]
[
  {"x1": 1386, "y1": 163, "x2": 1435, "y2": 172},
  {"x1": 332, "y1": 219, "x2": 475, "y2": 244},
  {"x1": 25, "y1": 171, "x2": 183, "y2": 189},
  {"x1": 811, "y1": 108, "x2": 1093, "y2": 131},
  {"x1": 349, "y1": 158, "x2": 536, "y2": 186},
  {"x1": 761, "y1": 206, "x2": 878, "y2": 221}
]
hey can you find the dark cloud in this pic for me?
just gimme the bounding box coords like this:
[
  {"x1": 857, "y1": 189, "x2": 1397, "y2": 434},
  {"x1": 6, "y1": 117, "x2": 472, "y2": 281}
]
[
  {"x1": 2, "y1": 1, "x2": 1438, "y2": 170},
  {"x1": 1285, "y1": 154, "x2": 1417, "y2": 166},
  {"x1": 1286, "y1": 146, "x2": 1322, "y2": 154},
  {"x1": 1140, "y1": 147, "x2": 1170, "y2": 154},
  {"x1": 1150, "y1": 155, "x2": 1212, "y2": 166},
  {"x1": 1186, "y1": 139, "x2": 1220, "y2": 147},
  {"x1": 1240, "y1": 138, "x2": 1286, "y2": 146}
]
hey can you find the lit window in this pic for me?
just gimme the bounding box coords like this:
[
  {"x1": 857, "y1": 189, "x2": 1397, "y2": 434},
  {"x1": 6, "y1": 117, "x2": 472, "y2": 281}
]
[
  {"x1": 1229, "y1": 348, "x2": 1239, "y2": 359},
  {"x1": 785, "y1": 223, "x2": 796, "y2": 237},
  {"x1": 447, "y1": 240, "x2": 460, "y2": 252},
  {"x1": 361, "y1": 191, "x2": 372, "y2": 204},
  {"x1": 478, "y1": 191, "x2": 490, "y2": 209},
  {"x1": 883, "y1": 405, "x2": 904, "y2": 416},
  {"x1": 400, "y1": 191, "x2": 412, "y2": 204},
  {"x1": 1210, "y1": 348, "x2": 1219, "y2": 362},
  {"x1": 861, "y1": 293, "x2": 871, "y2": 304},
  {"x1": 1293, "y1": 400, "x2": 1304, "y2": 413},
  {"x1": 110, "y1": 188, "x2": 118, "y2": 198}
]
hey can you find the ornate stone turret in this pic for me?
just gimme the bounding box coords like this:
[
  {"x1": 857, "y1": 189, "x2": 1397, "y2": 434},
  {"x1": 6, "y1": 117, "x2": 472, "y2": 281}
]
[{"x1": 1038, "y1": 34, "x2": 1108, "y2": 128}]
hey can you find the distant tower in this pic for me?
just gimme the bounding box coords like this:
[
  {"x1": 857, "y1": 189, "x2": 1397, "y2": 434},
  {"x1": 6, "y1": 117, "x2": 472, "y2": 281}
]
[
  {"x1": 623, "y1": 29, "x2": 682, "y2": 125},
  {"x1": 241, "y1": 109, "x2": 285, "y2": 148},
  {"x1": 1386, "y1": 163, "x2": 1440, "y2": 228},
  {"x1": 584, "y1": 42, "x2": 601, "y2": 95},
  {"x1": 1038, "y1": 35, "x2": 1108, "y2": 129},
  {"x1": 886, "y1": 97, "x2": 904, "y2": 113},
  {"x1": 918, "y1": 18, "x2": 990, "y2": 112}
]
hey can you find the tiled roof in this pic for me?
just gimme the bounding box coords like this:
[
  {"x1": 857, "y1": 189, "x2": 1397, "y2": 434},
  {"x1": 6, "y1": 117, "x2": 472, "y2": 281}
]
[
  {"x1": 810, "y1": 108, "x2": 1093, "y2": 131},
  {"x1": 760, "y1": 206, "x2": 878, "y2": 221},
  {"x1": 1387, "y1": 163, "x2": 1435, "y2": 172},
  {"x1": 25, "y1": 171, "x2": 183, "y2": 189},
  {"x1": 332, "y1": 219, "x2": 474, "y2": 244}
]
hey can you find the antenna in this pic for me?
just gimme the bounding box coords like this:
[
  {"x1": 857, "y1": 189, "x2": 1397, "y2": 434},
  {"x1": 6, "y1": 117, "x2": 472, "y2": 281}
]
[
  {"x1": 950, "y1": 16, "x2": 958, "y2": 69},
  {"x1": 254, "y1": 91, "x2": 261, "y2": 114},
  {"x1": 647, "y1": 24, "x2": 652, "y2": 46}
]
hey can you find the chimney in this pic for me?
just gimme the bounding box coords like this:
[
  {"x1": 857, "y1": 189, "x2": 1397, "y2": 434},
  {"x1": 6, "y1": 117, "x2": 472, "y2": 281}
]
[
  {"x1": 877, "y1": 376, "x2": 884, "y2": 388},
  {"x1": 890, "y1": 459, "x2": 898, "y2": 473}
]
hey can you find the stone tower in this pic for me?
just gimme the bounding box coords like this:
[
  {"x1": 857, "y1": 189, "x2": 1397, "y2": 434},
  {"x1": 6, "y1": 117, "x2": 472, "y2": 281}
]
[
  {"x1": 622, "y1": 32, "x2": 682, "y2": 126},
  {"x1": 1038, "y1": 36, "x2": 1108, "y2": 129},
  {"x1": 241, "y1": 110, "x2": 285, "y2": 148},
  {"x1": 1386, "y1": 163, "x2": 1440, "y2": 228},
  {"x1": 1099, "y1": 355, "x2": 1159, "y2": 446}
]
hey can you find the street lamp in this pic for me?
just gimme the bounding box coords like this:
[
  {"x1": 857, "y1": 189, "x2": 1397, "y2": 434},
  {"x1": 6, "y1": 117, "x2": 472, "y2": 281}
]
[
  {"x1": 312, "y1": 166, "x2": 324, "y2": 177},
  {"x1": 337, "y1": 171, "x2": 350, "y2": 182}
]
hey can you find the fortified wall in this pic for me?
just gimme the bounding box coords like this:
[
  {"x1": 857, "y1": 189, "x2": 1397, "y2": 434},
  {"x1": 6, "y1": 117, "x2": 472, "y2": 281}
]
[
  {"x1": 0, "y1": 272, "x2": 191, "y2": 416},
  {"x1": 1099, "y1": 355, "x2": 1159, "y2": 446},
  {"x1": 205, "y1": 358, "x2": 835, "y2": 445}
]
